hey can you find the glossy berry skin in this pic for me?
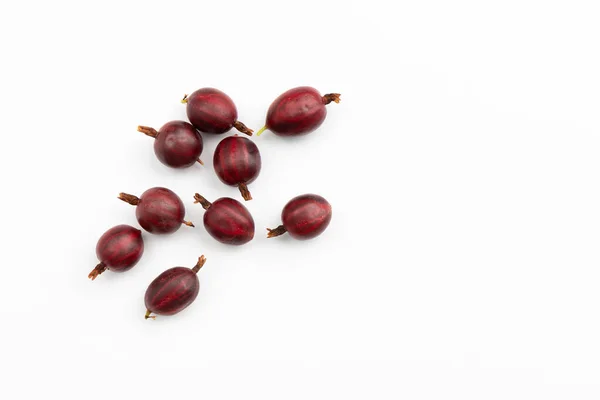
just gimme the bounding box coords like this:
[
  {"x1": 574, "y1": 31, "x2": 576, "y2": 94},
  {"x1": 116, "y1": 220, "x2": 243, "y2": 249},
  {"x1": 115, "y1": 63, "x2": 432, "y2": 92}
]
[
  {"x1": 213, "y1": 136, "x2": 261, "y2": 201},
  {"x1": 145, "y1": 267, "x2": 199, "y2": 316},
  {"x1": 268, "y1": 194, "x2": 332, "y2": 240},
  {"x1": 184, "y1": 88, "x2": 252, "y2": 135},
  {"x1": 194, "y1": 194, "x2": 255, "y2": 245},
  {"x1": 154, "y1": 121, "x2": 203, "y2": 168},
  {"x1": 138, "y1": 121, "x2": 203, "y2": 168},
  {"x1": 260, "y1": 87, "x2": 340, "y2": 136},
  {"x1": 119, "y1": 187, "x2": 193, "y2": 235},
  {"x1": 89, "y1": 225, "x2": 144, "y2": 280}
]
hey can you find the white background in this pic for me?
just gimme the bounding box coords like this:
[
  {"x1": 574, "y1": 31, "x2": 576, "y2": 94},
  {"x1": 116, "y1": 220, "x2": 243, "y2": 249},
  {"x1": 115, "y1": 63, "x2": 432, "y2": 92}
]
[{"x1": 1, "y1": 0, "x2": 599, "y2": 398}]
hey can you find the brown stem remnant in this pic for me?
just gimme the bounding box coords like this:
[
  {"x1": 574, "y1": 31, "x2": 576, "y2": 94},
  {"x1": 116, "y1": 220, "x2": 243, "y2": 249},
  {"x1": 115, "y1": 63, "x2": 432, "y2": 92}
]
[
  {"x1": 197, "y1": 158, "x2": 204, "y2": 166},
  {"x1": 192, "y1": 255, "x2": 207, "y2": 273},
  {"x1": 322, "y1": 93, "x2": 341, "y2": 105},
  {"x1": 233, "y1": 121, "x2": 254, "y2": 136},
  {"x1": 181, "y1": 94, "x2": 188, "y2": 104},
  {"x1": 137, "y1": 125, "x2": 158, "y2": 138},
  {"x1": 118, "y1": 192, "x2": 140, "y2": 206},
  {"x1": 193, "y1": 193, "x2": 212, "y2": 210},
  {"x1": 88, "y1": 262, "x2": 107, "y2": 281},
  {"x1": 145, "y1": 309, "x2": 156, "y2": 320},
  {"x1": 182, "y1": 220, "x2": 195, "y2": 228},
  {"x1": 238, "y1": 183, "x2": 252, "y2": 201},
  {"x1": 266, "y1": 225, "x2": 287, "y2": 238}
]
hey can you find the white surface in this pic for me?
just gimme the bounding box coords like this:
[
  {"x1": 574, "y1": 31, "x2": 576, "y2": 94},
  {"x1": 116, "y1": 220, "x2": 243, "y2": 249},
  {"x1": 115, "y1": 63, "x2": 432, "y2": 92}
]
[{"x1": 1, "y1": 0, "x2": 599, "y2": 398}]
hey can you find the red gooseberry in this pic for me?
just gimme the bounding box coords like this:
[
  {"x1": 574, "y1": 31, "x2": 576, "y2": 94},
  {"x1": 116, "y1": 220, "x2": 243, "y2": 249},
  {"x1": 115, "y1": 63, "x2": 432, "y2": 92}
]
[
  {"x1": 193, "y1": 193, "x2": 255, "y2": 245},
  {"x1": 256, "y1": 86, "x2": 340, "y2": 137},
  {"x1": 89, "y1": 224, "x2": 144, "y2": 280},
  {"x1": 137, "y1": 121, "x2": 204, "y2": 168},
  {"x1": 213, "y1": 135, "x2": 261, "y2": 201},
  {"x1": 182, "y1": 88, "x2": 252, "y2": 136},
  {"x1": 267, "y1": 194, "x2": 332, "y2": 240},
  {"x1": 118, "y1": 187, "x2": 194, "y2": 234},
  {"x1": 144, "y1": 255, "x2": 207, "y2": 319}
]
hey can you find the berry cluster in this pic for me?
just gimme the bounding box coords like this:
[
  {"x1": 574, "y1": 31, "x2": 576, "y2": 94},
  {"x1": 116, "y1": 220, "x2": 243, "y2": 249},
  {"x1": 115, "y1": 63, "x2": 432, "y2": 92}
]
[{"x1": 90, "y1": 86, "x2": 340, "y2": 320}]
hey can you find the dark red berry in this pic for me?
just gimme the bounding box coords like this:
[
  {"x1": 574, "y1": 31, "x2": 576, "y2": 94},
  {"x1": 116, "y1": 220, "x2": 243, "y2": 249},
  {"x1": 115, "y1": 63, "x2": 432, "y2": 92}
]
[
  {"x1": 256, "y1": 87, "x2": 340, "y2": 137},
  {"x1": 137, "y1": 121, "x2": 204, "y2": 168},
  {"x1": 193, "y1": 193, "x2": 254, "y2": 245},
  {"x1": 267, "y1": 194, "x2": 332, "y2": 240},
  {"x1": 118, "y1": 187, "x2": 194, "y2": 235},
  {"x1": 144, "y1": 255, "x2": 206, "y2": 319},
  {"x1": 89, "y1": 224, "x2": 144, "y2": 280},
  {"x1": 213, "y1": 135, "x2": 261, "y2": 201},
  {"x1": 182, "y1": 88, "x2": 253, "y2": 136}
]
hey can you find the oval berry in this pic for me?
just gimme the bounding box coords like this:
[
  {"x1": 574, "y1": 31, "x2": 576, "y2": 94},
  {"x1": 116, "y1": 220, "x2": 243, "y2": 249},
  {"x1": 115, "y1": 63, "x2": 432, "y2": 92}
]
[
  {"x1": 137, "y1": 121, "x2": 204, "y2": 168},
  {"x1": 256, "y1": 87, "x2": 340, "y2": 137},
  {"x1": 213, "y1": 135, "x2": 261, "y2": 201},
  {"x1": 89, "y1": 224, "x2": 144, "y2": 280},
  {"x1": 144, "y1": 256, "x2": 207, "y2": 319},
  {"x1": 193, "y1": 193, "x2": 255, "y2": 245},
  {"x1": 182, "y1": 88, "x2": 253, "y2": 135},
  {"x1": 118, "y1": 187, "x2": 194, "y2": 234},
  {"x1": 267, "y1": 194, "x2": 332, "y2": 240}
]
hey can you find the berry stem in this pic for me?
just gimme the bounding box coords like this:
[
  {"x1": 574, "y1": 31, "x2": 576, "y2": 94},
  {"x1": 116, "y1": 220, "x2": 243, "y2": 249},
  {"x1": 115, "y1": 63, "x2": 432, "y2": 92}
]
[
  {"x1": 137, "y1": 126, "x2": 158, "y2": 138},
  {"x1": 255, "y1": 126, "x2": 268, "y2": 136},
  {"x1": 193, "y1": 193, "x2": 212, "y2": 210},
  {"x1": 192, "y1": 255, "x2": 207, "y2": 273},
  {"x1": 197, "y1": 158, "x2": 204, "y2": 166},
  {"x1": 88, "y1": 262, "x2": 107, "y2": 280},
  {"x1": 233, "y1": 121, "x2": 253, "y2": 136},
  {"x1": 145, "y1": 309, "x2": 156, "y2": 320},
  {"x1": 322, "y1": 93, "x2": 341, "y2": 105},
  {"x1": 238, "y1": 183, "x2": 252, "y2": 201},
  {"x1": 181, "y1": 94, "x2": 188, "y2": 104},
  {"x1": 182, "y1": 220, "x2": 195, "y2": 227},
  {"x1": 118, "y1": 192, "x2": 140, "y2": 206},
  {"x1": 266, "y1": 225, "x2": 287, "y2": 238}
]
